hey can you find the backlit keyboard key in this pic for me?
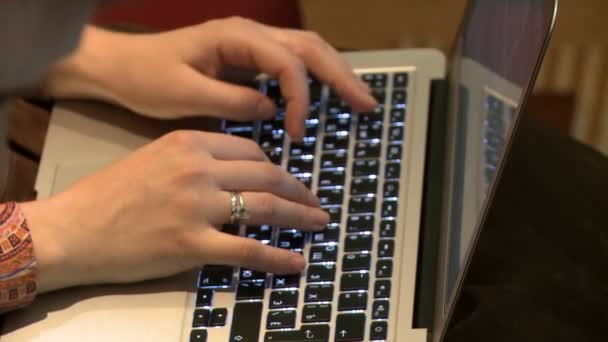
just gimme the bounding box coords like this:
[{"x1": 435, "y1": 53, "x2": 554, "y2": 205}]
[{"x1": 344, "y1": 234, "x2": 373, "y2": 252}]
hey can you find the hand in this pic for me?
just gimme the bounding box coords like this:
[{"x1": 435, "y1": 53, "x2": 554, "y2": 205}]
[
  {"x1": 20, "y1": 131, "x2": 330, "y2": 293},
  {"x1": 44, "y1": 19, "x2": 378, "y2": 141}
]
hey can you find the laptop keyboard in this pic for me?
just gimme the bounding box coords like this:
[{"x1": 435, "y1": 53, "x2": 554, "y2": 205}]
[{"x1": 190, "y1": 70, "x2": 410, "y2": 342}]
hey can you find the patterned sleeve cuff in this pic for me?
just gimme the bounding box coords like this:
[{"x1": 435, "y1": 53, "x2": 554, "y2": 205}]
[{"x1": 0, "y1": 202, "x2": 38, "y2": 313}]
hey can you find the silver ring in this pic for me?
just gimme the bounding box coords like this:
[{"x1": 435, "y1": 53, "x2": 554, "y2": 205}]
[{"x1": 229, "y1": 191, "x2": 250, "y2": 225}]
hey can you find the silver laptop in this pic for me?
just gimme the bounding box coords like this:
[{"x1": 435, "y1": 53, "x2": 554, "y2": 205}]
[{"x1": 2, "y1": 1, "x2": 557, "y2": 341}]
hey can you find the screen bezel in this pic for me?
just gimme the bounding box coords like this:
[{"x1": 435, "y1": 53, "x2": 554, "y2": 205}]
[{"x1": 435, "y1": 1, "x2": 559, "y2": 340}]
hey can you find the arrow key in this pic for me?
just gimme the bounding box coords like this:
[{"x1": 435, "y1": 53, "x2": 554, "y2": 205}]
[
  {"x1": 335, "y1": 313, "x2": 365, "y2": 341},
  {"x1": 264, "y1": 324, "x2": 329, "y2": 341}
]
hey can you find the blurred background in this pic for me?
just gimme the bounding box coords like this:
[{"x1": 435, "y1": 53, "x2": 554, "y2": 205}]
[{"x1": 90, "y1": 0, "x2": 608, "y2": 156}]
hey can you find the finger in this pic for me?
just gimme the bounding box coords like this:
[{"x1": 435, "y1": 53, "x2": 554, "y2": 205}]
[
  {"x1": 182, "y1": 69, "x2": 278, "y2": 122},
  {"x1": 198, "y1": 132, "x2": 268, "y2": 162},
  {"x1": 201, "y1": 229, "x2": 305, "y2": 273},
  {"x1": 262, "y1": 27, "x2": 378, "y2": 112},
  {"x1": 212, "y1": 21, "x2": 310, "y2": 141},
  {"x1": 213, "y1": 160, "x2": 319, "y2": 207},
  {"x1": 212, "y1": 191, "x2": 329, "y2": 230}
]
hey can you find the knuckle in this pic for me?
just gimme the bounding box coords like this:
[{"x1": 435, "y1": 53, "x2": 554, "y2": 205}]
[
  {"x1": 226, "y1": 16, "x2": 253, "y2": 27},
  {"x1": 303, "y1": 30, "x2": 323, "y2": 42},
  {"x1": 164, "y1": 130, "x2": 199, "y2": 147}
]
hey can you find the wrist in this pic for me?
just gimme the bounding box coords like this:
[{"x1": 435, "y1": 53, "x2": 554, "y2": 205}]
[
  {"x1": 19, "y1": 199, "x2": 72, "y2": 293},
  {"x1": 41, "y1": 26, "x2": 128, "y2": 105}
]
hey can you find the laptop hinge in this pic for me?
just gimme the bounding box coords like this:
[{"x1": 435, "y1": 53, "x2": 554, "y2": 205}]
[{"x1": 413, "y1": 78, "x2": 449, "y2": 329}]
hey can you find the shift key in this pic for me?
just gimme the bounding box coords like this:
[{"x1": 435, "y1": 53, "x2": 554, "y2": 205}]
[{"x1": 229, "y1": 302, "x2": 263, "y2": 342}]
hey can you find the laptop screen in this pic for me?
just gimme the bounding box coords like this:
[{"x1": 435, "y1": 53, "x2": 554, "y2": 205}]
[{"x1": 444, "y1": 0, "x2": 556, "y2": 311}]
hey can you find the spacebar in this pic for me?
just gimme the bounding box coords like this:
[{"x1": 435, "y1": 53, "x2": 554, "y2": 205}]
[
  {"x1": 264, "y1": 325, "x2": 330, "y2": 341},
  {"x1": 229, "y1": 302, "x2": 263, "y2": 342}
]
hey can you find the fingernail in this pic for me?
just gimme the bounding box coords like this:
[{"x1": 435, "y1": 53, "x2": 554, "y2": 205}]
[
  {"x1": 314, "y1": 210, "x2": 330, "y2": 228},
  {"x1": 290, "y1": 254, "x2": 306, "y2": 271}
]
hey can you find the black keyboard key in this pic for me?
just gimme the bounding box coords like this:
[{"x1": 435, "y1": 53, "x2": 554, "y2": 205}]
[
  {"x1": 192, "y1": 309, "x2": 211, "y2": 327},
  {"x1": 362, "y1": 73, "x2": 387, "y2": 88},
  {"x1": 261, "y1": 120, "x2": 283, "y2": 134},
  {"x1": 385, "y1": 162, "x2": 401, "y2": 179},
  {"x1": 230, "y1": 302, "x2": 263, "y2": 342},
  {"x1": 335, "y1": 313, "x2": 366, "y2": 341},
  {"x1": 372, "y1": 300, "x2": 390, "y2": 319},
  {"x1": 309, "y1": 245, "x2": 338, "y2": 263},
  {"x1": 196, "y1": 289, "x2": 213, "y2": 307},
  {"x1": 236, "y1": 281, "x2": 265, "y2": 300},
  {"x1": 295, "y1": 175, "x2": 313, "y2": 189},
  {"x1": 338, "y1": 292, "x2": 368, "y2": 311},
  {"x1": 270, "y1": 290, "x2": 299, "y2": 309},
  {"x1": 260, "y1": 132, "x2": 284, "y2": 149},
  {"x1": 311, "y1": 224, "x2": 340, "y2": 244},
  {"x1": 357, "y1": 121, "x2": 383, "y2": 140},
  {"x1": 225, "y1": 120, "x2": 254, "y2": 131},
  {"x1": 264, "y1": 325, "x2": 330, "y2": 342},
  {"x1": 370, "y1": 321, "x2": 389, "y2": 340},
  {"x1": 351, "y1": 177, "x2": 378, "y2": 195},
  {"x1": 325, "y1": 116, "x2": 351, "y2": 133},
  {"x1": 392, "y1": 89, "x2": 407, "y2": 106},
  {"x1": 323, "y1": 134, "x2": 350, "y2": 151},
  {"x1": 307, "y1": 264, "x2": 336, "y2": 282},
  {"x1": 304, "y1": 125, "x2": 319, "y2": 139},
  {"x1": 288, "y1": 157, "x2": 314, "y2": 175},
  {"x1": 340, "y1": 272, "x2": 370, "y2": 291},
  {"x1": 383, "y1": 181, "x2": 399, "y2": 198},
  {"x1": 231, "y1": 130, "x2": 255, "y2": 140},
  {"x1": 222, "y1": 224, "x2": 240, "y2": 236},
  {"x1": 278, "y1": 230, "x2": 305, "y2": 250},
  {"x1": 378, "y1": 239, "x2": 395, "y2": 258},
  {"x1": 325, "y1": 206, "x2": 342, "y2": 224},
  {"x1": 349, "y1": 196, "x2": 376, "y2": 214},
  {"x1": 267, "y1": 310, "x2": 296, "y2": 330},
  {"x1": 352, "y1": 159, "x2": 380, "y2": 177},
  {"x1": 190, "y1": 329, "x2": 207, "y2": 342},
  {"x1": 345, "y1": 234, "x2": 373, "y2": 252},
  {"x1": 302, "y1": 304, "x2": 332, "y2": 323},
  {"x1": 245, "y1": 225, "x2": 272, "y2": 242},
  {"x1": 327, "y1": 99, "x2": 351, "y2": 116},
  {"x1": 210, "y1": 308, "x2": 228, "y2": 327},
  {"x1": 317, "y1": 188, "x2": 344, "y2": 206},
  {"x1": 305, "y1": 284, "x2": 334, "y2": 302},
  {"x1": 321, "y1": 151, "x2": 347, "y2": 169},
  {"x1": 374, "y1": 280, "x2": 392, "y2": 298},
  {"x1": 390, "y1": 108, "x2": 406, "y2": 124},
  {"x1": 388, "y1": 126, "x2": 404, "y2": 142},
  {"x1": 380, "y1": 220, "x2": 396, "y2": 238},
  {"x1": 273, "y1": 274, "x2": 301, "y2": 289},
  {"x1": 387, "y1": 145, "x2": 402, "y2": 160},
  {"x1": 382, "y1": 200, "x2": 398, "y2": 217},
  {"x1": 319, "y1": 170, "x2": 345, "y2": 187},
  {"x1": 359, "y1": 107, "x2": 384, "y2": 123},
  {"x1": 342, "y1": 253, "x2": 371, "y2": 272},
  {"x1": 355, "y1": 141, "x2": 381, "y2": 159},
  {"x1": 290, "y1": 140, "x2": 316, "y2": 157},
  {"x1": 265, "y1": 148, "x2": 283, "y2": 165},
  {"x1": 393, "y1": 72, "x2": 409, "y2": 88},
  {"x1": 376, "y1": 260, "x2": 393, "y2": 278},
  {"x1": 199, "y1": 265, "x2": 233, "y2": 288},
  {"x1": 346, "y1": 214, "x2": 374, "y2": 233},
  {"x1": 371, "y1": 89, "x2": 386, "y2": 103}
]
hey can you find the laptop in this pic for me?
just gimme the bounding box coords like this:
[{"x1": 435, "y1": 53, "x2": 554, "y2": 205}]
[{"x1": 2, "y1": 1, "x2": 557, "y2": 341}]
